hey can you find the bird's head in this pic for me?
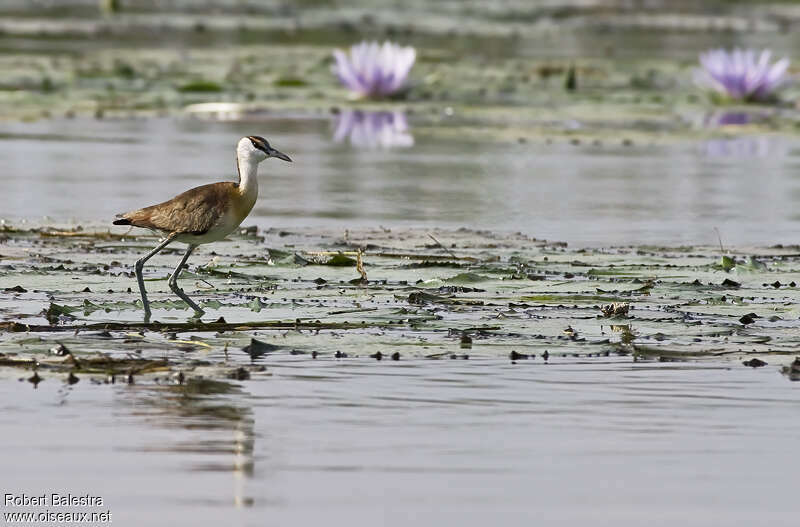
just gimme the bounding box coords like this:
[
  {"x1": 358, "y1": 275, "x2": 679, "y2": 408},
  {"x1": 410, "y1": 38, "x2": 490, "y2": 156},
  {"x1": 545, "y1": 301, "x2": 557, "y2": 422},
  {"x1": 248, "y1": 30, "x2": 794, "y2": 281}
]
[{"x1": 238, "y1": 136, "x2": 292, "y2": 163}]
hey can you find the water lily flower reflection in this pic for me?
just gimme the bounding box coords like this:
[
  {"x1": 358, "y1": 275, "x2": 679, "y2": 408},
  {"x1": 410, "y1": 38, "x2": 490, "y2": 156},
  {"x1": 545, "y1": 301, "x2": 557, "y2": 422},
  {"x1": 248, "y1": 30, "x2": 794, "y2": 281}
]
[
  {"x1": 703, "y1": 136, "x2": 771, "y2": 158},
  {"x1": 332, "y1": 41, "x2": 416, "y2": 98},
  {"x1": 333, "y1": 110, "x2": 414, "y2": 149},
  {"x1": 694, "y1": 48, "x2": 790, "y2": 102},
  {"x1": 707, "y1": 111, "x2": 751, "y2": 127},
  {"x1": 703, "y1": 110, "x2": 757, "y2": 128}
]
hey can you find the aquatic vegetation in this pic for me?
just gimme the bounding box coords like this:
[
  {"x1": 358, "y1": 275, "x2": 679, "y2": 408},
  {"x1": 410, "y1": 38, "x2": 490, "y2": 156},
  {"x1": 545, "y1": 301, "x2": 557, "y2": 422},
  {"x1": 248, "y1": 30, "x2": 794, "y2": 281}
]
[
  {"x1": 694, "y1": 48, "x2": 790, "y2": 102},
  {"x1": 332, "y1": 41, "x2": 416, "y2": 98},
  {"x1": 600, "y1": 302, "x2": 630, "y2": 318},
  {"x1": 333, "y1": 110, "x2": 414, "y2": 149},
  {"x1": 177, "y1": 80, "x2": 224, "y2": 93},
  {"x1": 2, "y1": 224, "x2": 800, "y2": 385}
]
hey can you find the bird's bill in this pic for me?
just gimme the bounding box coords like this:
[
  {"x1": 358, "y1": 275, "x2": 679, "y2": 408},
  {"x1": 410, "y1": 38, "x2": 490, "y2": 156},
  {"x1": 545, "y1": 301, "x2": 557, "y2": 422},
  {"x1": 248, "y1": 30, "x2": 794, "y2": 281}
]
[{"x1": 269, "y1": 148, "x2": 292, "y2": 162}]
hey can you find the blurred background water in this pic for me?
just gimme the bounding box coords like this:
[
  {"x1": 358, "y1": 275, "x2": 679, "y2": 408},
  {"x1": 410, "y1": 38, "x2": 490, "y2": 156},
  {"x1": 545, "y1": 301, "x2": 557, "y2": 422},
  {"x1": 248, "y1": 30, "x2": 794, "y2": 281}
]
[
  {"x1": 2, "y1": 2, "x2": 800, "y2": 245},
  {"x1": 1, "y1": 117, "x2": 799, "y2": 246}
]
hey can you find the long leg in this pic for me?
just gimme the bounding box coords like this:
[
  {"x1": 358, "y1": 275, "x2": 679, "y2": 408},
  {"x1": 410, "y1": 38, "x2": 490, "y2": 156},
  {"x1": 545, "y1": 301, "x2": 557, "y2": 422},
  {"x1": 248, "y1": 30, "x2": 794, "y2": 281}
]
[
  {"x1": 168, "y1": 244, "x2": 204, "y2": 316},
  {"x1": 135, "y1": 235, "x2": 175, "y2": 321}
]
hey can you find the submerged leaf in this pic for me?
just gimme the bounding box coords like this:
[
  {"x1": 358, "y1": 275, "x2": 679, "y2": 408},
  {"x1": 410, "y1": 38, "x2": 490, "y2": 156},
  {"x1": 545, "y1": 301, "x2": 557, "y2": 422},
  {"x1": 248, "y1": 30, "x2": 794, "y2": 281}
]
[
  {"x1": 177, "y1": 80, "x2": 223, "y2": 92},
  {"x1": 242, "y1": 338, "x2": 281, "y2": 360},
  {"x1": 445, "y1": 272, "x2": 490, "y2": 284},
  {"x1": 248, "y1": 297, "x2": 265, "y2": 312},
  {"x1": 42, "y1": 303, "x2": 78, "y2": 324},
  {"x1": 720, "y1": 255, "x2": 736, "y2": 272},
  {"x1": 407, "y1": 291, "x2": 450, "y2": 305}
]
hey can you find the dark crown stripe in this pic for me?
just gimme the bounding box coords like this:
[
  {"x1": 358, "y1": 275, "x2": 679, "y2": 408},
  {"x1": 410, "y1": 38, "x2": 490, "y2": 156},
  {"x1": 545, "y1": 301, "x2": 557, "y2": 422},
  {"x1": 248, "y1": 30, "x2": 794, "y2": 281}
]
[{"x1": 248, "y1": 135, "x2": 270, "y2": 153}]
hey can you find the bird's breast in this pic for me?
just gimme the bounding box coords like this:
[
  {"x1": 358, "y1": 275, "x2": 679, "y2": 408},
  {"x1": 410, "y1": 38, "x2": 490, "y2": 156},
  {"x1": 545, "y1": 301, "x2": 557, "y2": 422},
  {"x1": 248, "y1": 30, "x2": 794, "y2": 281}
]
[
  {"x1": 215, "y1": 187, "x2": 256, "y2": 237},
  {"x1": 174, "y1": 186, "x2": 256, "y2": 245},
  {"x1": 232, "y1": 184, "x2": 258, "y2": 224}
]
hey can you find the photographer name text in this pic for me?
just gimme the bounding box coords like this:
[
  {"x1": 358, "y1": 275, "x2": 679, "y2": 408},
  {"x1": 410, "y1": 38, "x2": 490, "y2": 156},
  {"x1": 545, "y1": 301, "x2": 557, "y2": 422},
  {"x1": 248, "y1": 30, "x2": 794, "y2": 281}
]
[{"x1": 4, "y1": 494, "x2": 104, "y2": 507}]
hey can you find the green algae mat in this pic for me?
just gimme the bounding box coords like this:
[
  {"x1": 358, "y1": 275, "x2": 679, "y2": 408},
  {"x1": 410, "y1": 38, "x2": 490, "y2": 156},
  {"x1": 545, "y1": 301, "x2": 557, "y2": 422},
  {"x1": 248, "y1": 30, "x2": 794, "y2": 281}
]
[{"x1": 1, "y1": 224, "x2": 798, "y2": 385}]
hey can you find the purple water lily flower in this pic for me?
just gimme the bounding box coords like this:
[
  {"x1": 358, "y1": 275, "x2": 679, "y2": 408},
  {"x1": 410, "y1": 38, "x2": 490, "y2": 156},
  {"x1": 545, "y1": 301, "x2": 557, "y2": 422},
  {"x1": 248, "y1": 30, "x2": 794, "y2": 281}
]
[
  {"x1": 333, "y1": 110, "x2": 414, "y2": 149},
  {"x1": 694, "y1": 48, "x2": 790, "y2": 102},
  {"x1": 332, "y1": 41, "x2": 416, "y2": 98}
]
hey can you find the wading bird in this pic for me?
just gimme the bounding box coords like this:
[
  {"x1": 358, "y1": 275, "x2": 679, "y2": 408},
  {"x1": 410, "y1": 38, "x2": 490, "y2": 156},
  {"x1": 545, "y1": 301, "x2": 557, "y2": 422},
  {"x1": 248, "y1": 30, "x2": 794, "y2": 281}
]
[{"x1": 113, "y1": 136, "x2": 291, "y2": 321}]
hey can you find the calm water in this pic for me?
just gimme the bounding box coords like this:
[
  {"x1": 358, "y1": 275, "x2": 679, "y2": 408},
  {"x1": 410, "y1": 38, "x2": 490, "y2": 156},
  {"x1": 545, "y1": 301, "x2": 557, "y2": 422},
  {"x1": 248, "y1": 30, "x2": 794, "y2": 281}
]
[
  {"x1": 3, "y1": 116, "x2": 800, "y2": 526},
  {"x1": 3, "y1": 356, "x2": 799, "y2": 527},
  {"x1": 1, "y1": 117, "x2": 800, "y2": 247}
]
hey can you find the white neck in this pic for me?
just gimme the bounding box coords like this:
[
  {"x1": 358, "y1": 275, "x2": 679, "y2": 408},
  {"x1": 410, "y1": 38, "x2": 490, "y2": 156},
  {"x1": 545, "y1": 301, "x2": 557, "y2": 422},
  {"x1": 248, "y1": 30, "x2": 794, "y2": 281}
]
[{"x1": 236, "y1": 144, "x2": 260, "y2": 201}]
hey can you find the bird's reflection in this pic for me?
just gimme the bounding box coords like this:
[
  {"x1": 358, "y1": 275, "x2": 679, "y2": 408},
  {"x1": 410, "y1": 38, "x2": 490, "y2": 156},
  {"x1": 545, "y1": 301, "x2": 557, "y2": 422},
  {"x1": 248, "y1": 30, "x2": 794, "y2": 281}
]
[
  {"x1": 333, "y1": 110, "x2": 414, "y2": 149},
  {"x1": 117, "y1": 377, "x2": 256, "y2": 508}
]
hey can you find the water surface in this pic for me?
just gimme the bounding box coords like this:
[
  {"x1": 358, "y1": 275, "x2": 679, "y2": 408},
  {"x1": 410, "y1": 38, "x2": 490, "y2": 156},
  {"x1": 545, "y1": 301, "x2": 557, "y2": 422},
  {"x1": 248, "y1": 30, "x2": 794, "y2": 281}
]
[
  {"x1": 1, "y1": 117, "x2": 799, "y2": 247},
  {"x1": 3, "y1": 355, "x2": 798, "y2": 526}
]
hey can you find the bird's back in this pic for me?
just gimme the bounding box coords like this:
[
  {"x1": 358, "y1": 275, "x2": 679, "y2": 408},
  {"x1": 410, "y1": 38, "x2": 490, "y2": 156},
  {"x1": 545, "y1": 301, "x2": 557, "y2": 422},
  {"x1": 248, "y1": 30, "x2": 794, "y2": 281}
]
[{"x1": 113, "y1": 182, "x2": 241, "y2": 236}]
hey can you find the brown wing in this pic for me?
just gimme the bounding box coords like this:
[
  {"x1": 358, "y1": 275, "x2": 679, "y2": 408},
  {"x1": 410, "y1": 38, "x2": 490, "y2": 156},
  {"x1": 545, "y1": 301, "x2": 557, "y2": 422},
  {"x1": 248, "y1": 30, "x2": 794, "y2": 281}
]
[{"x1": 114, "y1": 182, "x2": 238, "y2": 234}]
